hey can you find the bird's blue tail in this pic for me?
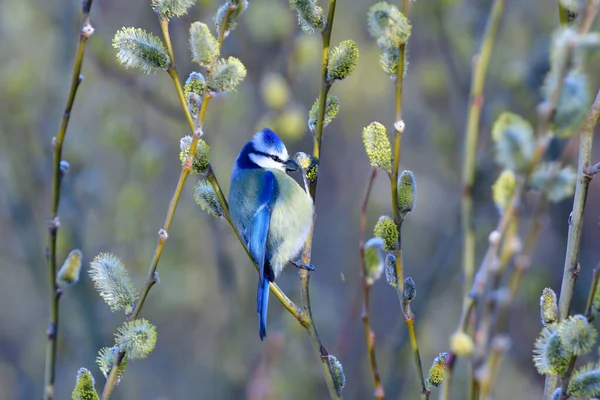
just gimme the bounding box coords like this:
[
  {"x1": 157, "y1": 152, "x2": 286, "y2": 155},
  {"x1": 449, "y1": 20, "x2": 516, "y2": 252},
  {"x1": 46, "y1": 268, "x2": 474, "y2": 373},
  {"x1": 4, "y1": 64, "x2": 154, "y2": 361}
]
[{"x1": 257, "y1": 277, "x2": 270, "y2": 340}]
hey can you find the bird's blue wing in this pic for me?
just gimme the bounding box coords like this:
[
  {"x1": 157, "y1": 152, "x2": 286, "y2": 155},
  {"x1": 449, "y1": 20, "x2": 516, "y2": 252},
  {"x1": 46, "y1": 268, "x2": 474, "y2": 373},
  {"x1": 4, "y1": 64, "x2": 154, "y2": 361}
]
[{"x1": 247, "y1": 171, "x2": 278, "y2": 340}]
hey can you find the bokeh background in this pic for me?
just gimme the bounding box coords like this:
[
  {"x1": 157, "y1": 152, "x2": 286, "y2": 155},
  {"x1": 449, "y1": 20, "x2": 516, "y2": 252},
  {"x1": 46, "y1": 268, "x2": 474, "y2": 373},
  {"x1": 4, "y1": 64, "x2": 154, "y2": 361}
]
[{"x1": 2, "y1": 0, "x2": 600, "y2": 398}]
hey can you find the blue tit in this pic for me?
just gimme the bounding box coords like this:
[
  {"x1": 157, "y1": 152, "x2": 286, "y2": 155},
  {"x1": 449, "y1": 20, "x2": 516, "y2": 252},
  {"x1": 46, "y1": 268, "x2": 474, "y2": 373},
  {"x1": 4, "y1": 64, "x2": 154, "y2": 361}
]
[{"x1": 229, "y1": 128, "x2": 314, "y2": 340}]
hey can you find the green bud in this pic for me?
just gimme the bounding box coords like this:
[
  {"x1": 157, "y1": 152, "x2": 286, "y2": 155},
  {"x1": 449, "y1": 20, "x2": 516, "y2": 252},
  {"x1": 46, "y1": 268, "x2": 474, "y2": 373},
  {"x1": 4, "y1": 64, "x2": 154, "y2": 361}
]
[
  {"x1": 215, "y1": 1, "x2": 248, "y2": 37},
  {"x1": 308, "y1": 96, "x2": 339, "y2": 133},
  {"x1": 427, "y1": 352, "x2": 448, "y2": 388},
  {"x1": 72, "y1": 368, "x2": 99, "y2": 400},
  {"x1": 194, "y1": 180, "x2": 224, "y2": 217},
  {"x1": 546, "y1": 29, "x2": 600, "y2": 78},
  {"x1": 380, "y1": 46, "x2": 400, "y2": 77},
  {"x1": 367, "y1": 2, "x2": 411, "y2": 47},
  {"x1": 492, "y1": 170, "x2": 517, "y2": 212},
  {"x1": 57, "y1": 249, "x2": 83, "y2": 288},
  {"x1": 548, "y1": 28, "x2": 576, "y2": 77},
  {"x1": 364, "y1": 238, "x2": 385, "y2": 285},
  {"x1": 559, "y1": 0, "x2": 578, "y2": 22},
  {"x1": 402, "y1": 277, "x2": 416, "y2": 302},
  {"x1": 384, "y1": 253, "x2": 397, "y2": 287},
  {"x1": 209, "y1": 57, "x2": 247, "y2": 92},
  {"x1": 292, "y1": 152, "x2": 318, "y2": 182},
  {"x1": 96, "y1": 347, "x2": 127, "y2": 384},
  {"x1": 530, "y1": 163, "x2": 576, "y2": 203},
  {"x1": 289, "y1": 0, "x2": 325, "y2": 34},
  {"x1": 151, "y1": 0, "x2": 197, "y2": 19},
  {"x1": 533, "y1": 327, "x2": 570, "y2": 375},
  {"x1": 113, "y1": 28, "x2": 170, "y2": 74},
  {"x1": 398, "y1": 170, "x2": 416, "y2": 217},
  {"x1": 491, "y1": 112, "x2": 535, "y2": 173},
  {"x1": 362, "y1": 122, "x2": 392, "y2": 171},
  {"x1": 115, "y1": 319, "x2": 158, "y2": 360},
  {"x1": 373, "y1": 215, "x2": 398, "y2": 251},
  {"x1": 89, "y1": 253, "x2": 138, "y2": 314},
  {"x1": 184, "y1": 72, "x2": 206, "y2": 116},
  {"x1": 179, "y1": 136, "x2": 211, "y2": 174},
  {"x1": 568, "y1": 363, "x2": 600, "y2": 397},
  {"x1": 189, "y1": 22, "x2": 219, "y2": 67},
  {"x1": 327, "y1": 40, "x2": 359, "y2": 82},
  {"x1": 450, "y1": 331, "x2": 474, "y2": 356},
  {"x1": 544, "y1": 71, "x2": 590, "y2": 138},
  {"x1": 327, "y1": 355, "x2": 345, "y2": 396},
  {"x1": 557, "y1": 315, "x2": 597, "y2": 356},
  {"x1": 540, "y1": 288, "x2": 558, "y2": 326}
]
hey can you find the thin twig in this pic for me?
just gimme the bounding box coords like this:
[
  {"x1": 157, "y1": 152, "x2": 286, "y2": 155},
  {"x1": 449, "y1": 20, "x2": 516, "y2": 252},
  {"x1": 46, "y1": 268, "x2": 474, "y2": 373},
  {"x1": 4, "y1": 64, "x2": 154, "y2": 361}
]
[
  {"x1": 584, "y1": 266, "x2": 600, "y2": 321},
  {"x1": 557, "y1": 91, "x2": 600, "y2": 320},
  {"x1": 449, "y1": 5, "x2": 597, "y2": 396},
  {"x1": 454, "y1": 3, "x2": 505, "y2": 395},
  {"x1": 541, "y1": 6, "x2": 599, "y2": 396},
  {"x1": 297, "y1": 1, "x2": 343, "y2": 398},
  {"x1": 101, "y1": 8, "x2": 239, "y2": 399},
  {"x1": 460, "y1": 0, "x2": 505, "y2": 295},
  {"x1": 44, "y1": 2, "x2": 94, "y2": 399},
  {"x1": 359, "y1": 168, "x2": 385, "y2": 399},
  {"x1": 558, "y1": 1, "x2": 570, "y2": 26},
  {"x1": 558, "y1": 356, "x2": 578, "y2": 400},
  {"x1": 476, "y1": 195, "x2": 546, "y2": 397},
  {"x1": 477, "y1": 335, "x2": 511, "y2": 400},
  {"x1": 388, "y1": 1, "x2": 427, "y2": 398},
  {"x1": 585, "y1": 161, "x2": 600, "y2": 177},
  {"x1": 549, "y1": 90, "x2": 600, "y2": 400}
]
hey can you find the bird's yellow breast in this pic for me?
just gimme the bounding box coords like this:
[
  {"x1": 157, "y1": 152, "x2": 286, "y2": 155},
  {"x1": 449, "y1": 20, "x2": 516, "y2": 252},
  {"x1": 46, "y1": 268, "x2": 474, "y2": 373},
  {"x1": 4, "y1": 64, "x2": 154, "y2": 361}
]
[{"x1": 268, "y1": 170, "x2": 314, "y2": 276}]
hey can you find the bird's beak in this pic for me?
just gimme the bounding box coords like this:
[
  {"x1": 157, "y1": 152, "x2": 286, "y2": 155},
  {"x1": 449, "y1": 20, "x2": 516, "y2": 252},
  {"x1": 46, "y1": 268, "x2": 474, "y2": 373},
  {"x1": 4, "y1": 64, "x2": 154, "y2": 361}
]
[{"x1": 285, "y1": 159, "x2": 299, "y2": 172}]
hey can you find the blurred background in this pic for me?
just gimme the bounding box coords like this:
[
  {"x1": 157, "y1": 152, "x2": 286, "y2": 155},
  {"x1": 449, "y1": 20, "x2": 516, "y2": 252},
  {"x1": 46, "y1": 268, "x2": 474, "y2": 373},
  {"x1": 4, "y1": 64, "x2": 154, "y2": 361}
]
[{"x1": 1, "y1": 0, "x2": 600, "y2": 398}]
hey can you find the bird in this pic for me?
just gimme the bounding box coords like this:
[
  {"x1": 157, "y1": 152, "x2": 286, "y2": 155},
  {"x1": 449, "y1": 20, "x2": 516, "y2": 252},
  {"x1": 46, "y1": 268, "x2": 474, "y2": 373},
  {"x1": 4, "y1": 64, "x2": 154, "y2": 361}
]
[{"x1": 228, "y1": 128, "x2": 314, "y2": 340}]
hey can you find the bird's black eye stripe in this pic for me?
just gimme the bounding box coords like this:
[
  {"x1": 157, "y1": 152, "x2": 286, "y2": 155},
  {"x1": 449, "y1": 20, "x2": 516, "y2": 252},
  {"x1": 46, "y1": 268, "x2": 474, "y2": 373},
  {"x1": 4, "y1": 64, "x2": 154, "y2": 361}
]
[{"x1": 254, "y1": 150, "x2": 283, "y2": 163}]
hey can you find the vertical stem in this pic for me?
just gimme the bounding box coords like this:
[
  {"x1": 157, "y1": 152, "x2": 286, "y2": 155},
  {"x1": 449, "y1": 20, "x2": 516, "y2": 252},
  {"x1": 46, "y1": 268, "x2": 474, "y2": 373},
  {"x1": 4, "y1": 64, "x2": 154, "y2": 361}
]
[
  {"x1": 460, "y1": 5, "x2": 505, "y2": 394},
  {"x1": 296, "y1": 0, "x2": 342, "y2": 398},
  {"x1": 388, "y1": 2, "x2": 428, "y2": 398},
  {"x1": 44, "y1": 3, "x2": 94, "y2": 399},
  {"x1": 299, "y1": 269, "x2": 341, "y2": 399},
  {"x1": 558, "y1": 356, "x2": 578, "y2": 400},
  {"x1": 557, "y1": 91, "x2": 600, "y2": 321},
  {"x1": 359, "y1": 169, "x2": 384, "y2": 399},
  {"x1": 405, "y1": 314, "x2": 428, "y2": 399},
  {"x1": 460, "y1": 0, "x2": 505, "y2": 293},
  {"x1": 585, "y1": 266, "x2": 600, "y2": 321},
  {"x1": 308, "y1": 0, "x2": 336, "y2": 199},
  {"x1": 544, "y1": 91, "x2": 600, "y2": 399},
  {"x1": 543, "y1": 4, "x2": 599, "y2": 394},
  {"x1": 558, "y1": 1, "x2": 569, "y2": 26}
]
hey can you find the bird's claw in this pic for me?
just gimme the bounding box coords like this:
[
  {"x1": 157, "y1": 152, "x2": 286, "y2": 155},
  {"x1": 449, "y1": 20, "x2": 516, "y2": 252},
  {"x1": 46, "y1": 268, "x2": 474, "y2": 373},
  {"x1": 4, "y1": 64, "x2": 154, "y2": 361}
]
[{"x1": 291, "y1": 260, "x2": 316, "y2": 271}]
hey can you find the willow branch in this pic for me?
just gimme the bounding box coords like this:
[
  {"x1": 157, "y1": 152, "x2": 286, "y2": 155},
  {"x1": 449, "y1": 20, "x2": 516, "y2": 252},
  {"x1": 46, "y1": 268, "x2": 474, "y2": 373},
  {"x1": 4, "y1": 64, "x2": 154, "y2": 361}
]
[
  {"x1": 460, "y1": 0, "x2": 505, "y2": 295},
  {"x1": 101, "y1": 8, "x2": 253, "y2": 399},
  {"x1": 359, "y1": 168, "x2": 385, "y2": 399},
  {"x1": 476, "y1": 195, "x2": 546, "y2": 398},
  {"x1": 44, "y1": 2, "x2": 94, "y2": 399},
  {"x1": 557, "y1": 90, "x2": 600, "y2": 321},
  {"x1": 296, "y1": 1, "x2": 341, "y2": 398},
  {"x1": 451, "y1": 7, "x2": 591, "y2": 389},
  {"x1": 387, "y1": 1, "x2": 428, "y2": 398},
  {"x1": 585, "y1": 265, "x2": 600, "y2": 321},
  {"x1": 546, "y1": 91, "x2": 600, "y2": 400}
]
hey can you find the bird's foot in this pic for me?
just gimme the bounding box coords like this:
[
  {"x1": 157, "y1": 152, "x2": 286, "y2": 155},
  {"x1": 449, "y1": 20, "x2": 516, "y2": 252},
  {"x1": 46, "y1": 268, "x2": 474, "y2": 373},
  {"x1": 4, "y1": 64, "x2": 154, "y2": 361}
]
[{"x1": 291, "y1": 259, "x2": 316, "y2": 271}]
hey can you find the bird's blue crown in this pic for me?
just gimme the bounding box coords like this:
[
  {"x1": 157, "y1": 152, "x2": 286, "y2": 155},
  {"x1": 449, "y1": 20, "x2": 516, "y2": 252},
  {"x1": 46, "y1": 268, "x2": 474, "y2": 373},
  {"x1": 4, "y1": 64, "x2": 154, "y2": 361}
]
[{"x1": 234, "y1": 128, "x2": 289, "y2": 171}]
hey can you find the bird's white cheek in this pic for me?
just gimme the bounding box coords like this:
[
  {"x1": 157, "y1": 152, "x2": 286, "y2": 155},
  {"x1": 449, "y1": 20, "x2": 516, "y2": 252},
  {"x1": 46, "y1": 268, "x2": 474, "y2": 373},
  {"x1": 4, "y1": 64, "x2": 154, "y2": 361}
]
[{"x1": 249, "y1": 153, "x2": 286, "y2": 172}]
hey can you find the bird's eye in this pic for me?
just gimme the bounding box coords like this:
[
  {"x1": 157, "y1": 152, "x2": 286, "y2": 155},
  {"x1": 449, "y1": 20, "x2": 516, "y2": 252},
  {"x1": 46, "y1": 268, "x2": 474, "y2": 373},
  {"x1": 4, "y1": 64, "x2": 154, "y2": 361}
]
[{"x1": 270, "y1": 155, "x2": 281, "y2": 162}]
